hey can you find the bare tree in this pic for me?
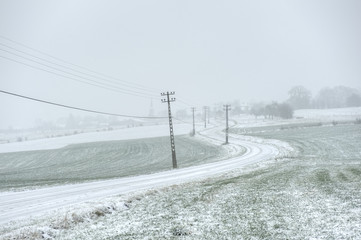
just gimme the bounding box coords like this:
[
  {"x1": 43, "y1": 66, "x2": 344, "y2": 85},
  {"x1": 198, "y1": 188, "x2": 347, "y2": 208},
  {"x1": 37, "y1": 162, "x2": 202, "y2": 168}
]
[
  {"x1": 278, "y1": 103, "x2": 293, "y2": 119},
  {"x1": 315, "y1": 86, "x2": 360, "y2": 108},
  {"x1": 287, "y1": 86, "x2": 311, "y2": 109}
]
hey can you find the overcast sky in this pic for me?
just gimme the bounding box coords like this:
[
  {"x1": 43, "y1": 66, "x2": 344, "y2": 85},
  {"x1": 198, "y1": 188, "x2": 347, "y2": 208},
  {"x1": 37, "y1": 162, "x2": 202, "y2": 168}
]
[{"x1": 0, "y1": 0, "x2": 360, "y2": 128}]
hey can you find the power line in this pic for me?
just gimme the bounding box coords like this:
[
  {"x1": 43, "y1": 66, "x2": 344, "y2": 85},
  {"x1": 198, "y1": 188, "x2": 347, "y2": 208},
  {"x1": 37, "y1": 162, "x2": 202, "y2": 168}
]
[
  {"x1": 0, "y1": 89, "x2": 167, "y2": 119},
  {"x1": 0, "y1": 49, "x2": 159, "y2": 99},
  {"x1": 0, "y1": 54, "x2": 157, "y2": 99},
  {"x1": 0, "y1": 36, "x2": 205, "y2": 113},
  {"x1": 0, "y1": 35, "x2": 161, "y2": 93},
  {"x1": 0, "y1": 36, "x2": 204, "y2": 109},
  {"x1": 172, "y1": 117, "x2": 193, "y2": 125},
  {"x1": 0, "y1": 42, "x2": 159, "y2": 95}
]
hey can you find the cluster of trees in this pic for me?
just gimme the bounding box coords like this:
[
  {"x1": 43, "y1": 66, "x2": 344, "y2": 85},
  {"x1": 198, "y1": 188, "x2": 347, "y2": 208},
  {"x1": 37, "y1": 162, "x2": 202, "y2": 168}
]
[
  {"x1": 250, "y1": 102, "x2": 293, "y2": 119},
  {"x1": 249, "y1": 85, "x2": 360, "y2": 120},
  {"x1": 287, "y1": 85, "x2": 361, "y2": 110},
  {"x1": 174, "y1": 85, "x2": 359, "y2": 121}
]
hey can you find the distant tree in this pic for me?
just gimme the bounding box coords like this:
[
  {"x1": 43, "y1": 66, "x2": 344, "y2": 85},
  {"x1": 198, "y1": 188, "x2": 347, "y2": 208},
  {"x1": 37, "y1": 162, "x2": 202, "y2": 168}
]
[
  {"x1": 346, "y1": 93, "x2": 361, "y2": 107},
  {"x1": 315, "y1": 87, "x2": 334, "y2": 108},
  {"x1": 250, "y1": 103, "x2": 265, "y2": 119},
  {"x1": 278, "y1": 103, "x2": 293, "y2": 119},
  {"x1": 264, "y1": 102, "x2": 279, "y2": 119},
  {"x1": 315, "y1": 86, "x2": 360, "y2": 108},
  {"x1": 287, "y1": 86, "x2": 312, "y2": 109}
]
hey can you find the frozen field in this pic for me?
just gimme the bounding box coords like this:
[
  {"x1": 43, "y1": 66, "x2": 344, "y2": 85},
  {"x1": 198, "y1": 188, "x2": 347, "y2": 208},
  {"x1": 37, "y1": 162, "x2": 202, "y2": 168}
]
[
  {"x1": 0, "y1": 135, "x2": 229, "y2": 191},
  {"x1": 0, "y1": 124, "x2": 191, "y2": 153},
  {"x1": 0, "y1": 123, "x2": 281, "y2": 236},
  {"x1": 2, "y1": 123, "x2": 356, "y2": 239},
  {"x1": 1, "y1": 108, "x2": 361, "y2": 239},
  {"x1": 294, "y1": 107, "x2": 361, "y2": 121}
]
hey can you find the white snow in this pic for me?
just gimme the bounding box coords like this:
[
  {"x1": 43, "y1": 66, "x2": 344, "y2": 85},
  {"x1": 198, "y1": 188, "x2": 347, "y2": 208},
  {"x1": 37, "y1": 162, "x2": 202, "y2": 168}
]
[
  {"x1": 294, "y1": 107, "x2": 361, "y2": 120},
  {"x1": 0, "y1": 123, "x2": 288, "y2": 226},
  {"x1": 0, "y1": 124, "x2": 191, "y2": 153},
  {"x1": 1, "y1": 107, "x2": 359, "y2": 236}
]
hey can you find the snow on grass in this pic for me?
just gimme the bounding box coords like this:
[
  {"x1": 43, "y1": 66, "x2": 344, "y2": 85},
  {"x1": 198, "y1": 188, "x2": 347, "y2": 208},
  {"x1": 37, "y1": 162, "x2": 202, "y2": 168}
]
[
  {"x1": 2, "y1": 124, "x2": 360, "y2": 239},
  {"x1": 1, "y1": 109, "x2": 360, "y2": 239},
  {"x1": 230, "y1": 107, "x2": 361, "y2": 133},
  {"x1": 0, "y1": 134, "x2": 230, "y2": 191},
  {"x1": 294, "y1": 107, "x2": 361, "y2": 121},
  {"x1": 0, "y1": 124, "x2": 191, "y2": 153}
]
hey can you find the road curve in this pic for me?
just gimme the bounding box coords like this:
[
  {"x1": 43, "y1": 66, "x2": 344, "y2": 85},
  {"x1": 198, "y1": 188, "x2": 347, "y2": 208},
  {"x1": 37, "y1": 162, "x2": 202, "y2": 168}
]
[{"x1": 0, "y1": 125, "x2": 280, "y2": 225}]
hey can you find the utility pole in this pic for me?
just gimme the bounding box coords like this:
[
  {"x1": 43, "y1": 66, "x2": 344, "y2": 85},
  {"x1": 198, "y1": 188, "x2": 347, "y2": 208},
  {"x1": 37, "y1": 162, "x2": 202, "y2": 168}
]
[
  {"x1": 203, "y1": 106, "x2": 208, "y2": 128},
  {"x1": 191, "y1": 107, "x2": 196, "y2": 136},
  {"x1": 207, "y1": 106, "x2": 210, "y2": 124},
  {"x1": 223, "y1": 104, "x2": 231, "y2": 144},
  {"x1": 161, "y1": 91, "x2": 177, "y2": 168}
]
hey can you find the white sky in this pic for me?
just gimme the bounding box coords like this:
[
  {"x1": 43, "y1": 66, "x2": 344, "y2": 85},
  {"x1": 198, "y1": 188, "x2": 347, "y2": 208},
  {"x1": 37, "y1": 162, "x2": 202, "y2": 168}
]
[{"x1": 0, "y1": 0, "x2": 360, "y2": 128}]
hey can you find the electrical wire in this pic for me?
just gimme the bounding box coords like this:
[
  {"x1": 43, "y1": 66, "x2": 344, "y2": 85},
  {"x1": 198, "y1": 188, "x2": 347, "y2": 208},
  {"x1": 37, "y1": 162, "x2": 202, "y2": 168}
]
[
  {"x1": 0, "y1": 54, "x2": 158, "y2": 99},
  {"x1": 0, "y1": 49, "x2": 159, "y2": 99},
  {"x1": 173, "y1": 117, "x2": 193, "y2": 125},
  {"x1": 0, "y1": 89, "x2": 167, "y2": 119},
  {"x1": 0, "y1": 42, "x2": 160, "y2": 95},
  {"x1": 0, "y1": 36, "x2": 204, "y2": 110},
  {"x1": 0, "y1": 35, "x2": 161, "y2": 93}
]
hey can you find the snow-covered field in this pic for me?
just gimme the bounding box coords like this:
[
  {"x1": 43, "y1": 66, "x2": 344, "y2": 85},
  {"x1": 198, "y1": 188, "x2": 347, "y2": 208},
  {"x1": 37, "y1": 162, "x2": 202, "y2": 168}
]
[
  {"x1": 234, "y1": 106, "x2": 361, "y2": 129},
  {"x1": 294, "y1": 106, "x2": 361, "y2": 121},
  {"x1": 0, "y1": 124, "x2": 191, "y2": 153},
  {"x1": 2, "y1": 121, "x2": 360, "y2": 239},
  {"x1": 1, "y1": 108, "x2": 361, "y2": 239},
  {"x1": 0, "y1": 123, "x2": 285, "y2": 236},
  {"x1": 0, "y1": 134, "x2": 231, "y2": 191}
]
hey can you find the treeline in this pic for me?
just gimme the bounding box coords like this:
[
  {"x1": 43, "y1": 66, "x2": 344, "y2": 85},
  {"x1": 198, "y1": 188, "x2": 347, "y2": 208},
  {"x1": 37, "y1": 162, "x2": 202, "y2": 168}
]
[
  {"x1": 288, "y1": 85, "x2": 361, "y2": 110},
  {"x1": 249, "y1": 85, "x2": 361, "y2": 120},
  {"x1": 250, "y1": 102, "x2": 293, "y2": 119}
]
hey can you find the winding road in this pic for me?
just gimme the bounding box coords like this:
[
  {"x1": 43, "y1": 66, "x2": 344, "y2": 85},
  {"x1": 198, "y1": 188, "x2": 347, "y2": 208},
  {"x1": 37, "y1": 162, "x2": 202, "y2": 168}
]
[{"x1": 0, "y1": 123, "x2": 281, "y2": 225}]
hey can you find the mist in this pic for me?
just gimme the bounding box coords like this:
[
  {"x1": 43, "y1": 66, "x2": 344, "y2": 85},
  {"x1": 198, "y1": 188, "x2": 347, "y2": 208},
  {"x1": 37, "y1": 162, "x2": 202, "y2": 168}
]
[{"x1": 1, "y1": 0, "x2": 361, "y2": 129}]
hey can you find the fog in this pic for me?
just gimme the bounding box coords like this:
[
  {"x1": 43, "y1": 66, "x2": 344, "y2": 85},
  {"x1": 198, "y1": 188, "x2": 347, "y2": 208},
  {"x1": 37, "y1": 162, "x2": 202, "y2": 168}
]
[{"x1": 0, "y1": 0, "x2": 360, "y2": 129}]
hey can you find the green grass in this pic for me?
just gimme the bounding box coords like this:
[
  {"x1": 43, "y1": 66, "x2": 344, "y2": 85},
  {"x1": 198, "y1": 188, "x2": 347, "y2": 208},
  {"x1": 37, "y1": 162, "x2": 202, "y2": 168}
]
[{"x1": 0, "y1": 135, "x2": 227, "y2": 191}]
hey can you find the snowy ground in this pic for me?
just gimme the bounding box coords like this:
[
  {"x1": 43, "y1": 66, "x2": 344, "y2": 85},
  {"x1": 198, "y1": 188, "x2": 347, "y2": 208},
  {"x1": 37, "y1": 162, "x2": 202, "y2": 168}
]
[
  {"x1": 0, "y1": 123, "x2": 286, "y2": 232},
  {"x1": 0, "y1": 134, "x2": 231, "y2": 191},
  {"x1": 2, "y1": 122, "x2": 360, "y2": 239},
  {"x1": 1, "y1": 108, "x2": 360, "y2": 239},
  {"x1": 233, "y1": 106, "x2": 361, "y2": 129},
  {"x1": 0, "y1": 124, "x2": 191, "y2": 153},
  {"x1": 294, "y1": 106, "x2": 361, "y2": 121}
]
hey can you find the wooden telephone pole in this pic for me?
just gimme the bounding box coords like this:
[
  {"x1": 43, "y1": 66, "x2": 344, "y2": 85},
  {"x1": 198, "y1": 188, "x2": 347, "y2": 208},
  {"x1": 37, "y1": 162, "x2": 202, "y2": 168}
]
[
  {"x1": 223, "y1": 104, "x2": 231, "y2": 144},
  {"x1": 203, "y1": 106, "x2": 209, "y2": 128},
  {"x1": 191, "y1": 107, "x2": 196, "y2": 136},
  {"x1": 161, "y1": 91, "x2": 177, "y2": 168}
]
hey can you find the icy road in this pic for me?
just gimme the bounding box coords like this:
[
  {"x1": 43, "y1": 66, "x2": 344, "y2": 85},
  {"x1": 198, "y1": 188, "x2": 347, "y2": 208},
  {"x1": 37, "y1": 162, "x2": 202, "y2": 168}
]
[{"x1": 0, "y1": 124, "x2": 282, "y2": 225}]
